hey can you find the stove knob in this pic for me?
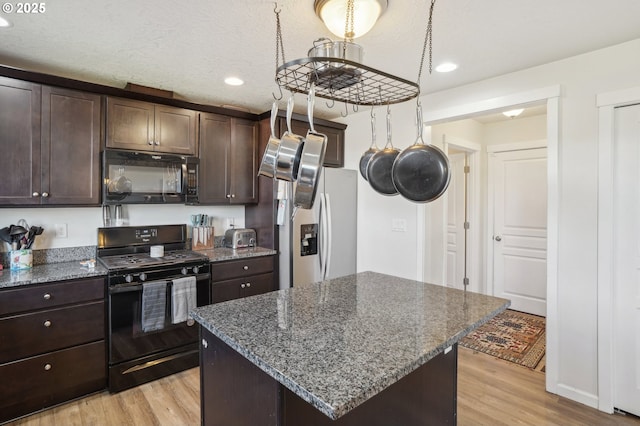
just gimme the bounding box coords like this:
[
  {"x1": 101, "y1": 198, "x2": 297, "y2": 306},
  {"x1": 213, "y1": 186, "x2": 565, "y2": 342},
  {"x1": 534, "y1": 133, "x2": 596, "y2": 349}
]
[
  {"x1": 139, "y1": 272, "x2": 147, "y2": 281},
  {"x1": 192, "y1": 266, "x2": 200, "y2": 274},
  {"x1": 181, "y1": 267, "x2": 188, "y2": 275},
  {"x1": 125, "y1": 274, "x2": 133, "y2": 283}
]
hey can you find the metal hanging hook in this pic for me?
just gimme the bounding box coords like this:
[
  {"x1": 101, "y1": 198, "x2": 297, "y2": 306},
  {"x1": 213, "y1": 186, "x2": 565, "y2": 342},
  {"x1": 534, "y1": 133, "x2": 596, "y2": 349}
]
[
  {"x1": 273, "y1": 2, "x2": 280, "y2": 13},
  {"x1": 272, "y1": 83, "x2": 283, "y2": 101},
  {"x1": 340, "y1": 101, "x2": 349, "y2": 118},
  {"x1": 326, "y1": 98, "x2": 335, "y2": 108}
]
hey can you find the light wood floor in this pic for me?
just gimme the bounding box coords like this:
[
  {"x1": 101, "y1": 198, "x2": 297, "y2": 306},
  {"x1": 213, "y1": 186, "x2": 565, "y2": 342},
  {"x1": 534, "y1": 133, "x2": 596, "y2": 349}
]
[{"x1": 9, "y1": 347, "x2": 640, "y2": 426}]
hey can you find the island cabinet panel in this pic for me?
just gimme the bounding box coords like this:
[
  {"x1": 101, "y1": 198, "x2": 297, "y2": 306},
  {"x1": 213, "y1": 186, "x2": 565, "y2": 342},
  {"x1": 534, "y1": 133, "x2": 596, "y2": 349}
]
[
  {"x1": 211, "y1": 256, "x2": 276, "y2": 303},
  {"x1": 199, "y1": 328, "x2": 458, "y2": 426},
  {"x1": 282, "y1": 346, "x2": 457, "y2": 426},
  {"x1": 198, "y1": 112, "x2": 258, "y2": 204},
  {"x1": 0, "y1": 277, "x2": 107, "y2": 424},
  {"x1": 0, "y1": 78, "x2": 101, "y2": 206},
  {"x1": 200, "y1": 328, "x2": 279, "y2": 426},
  {"x1": 106, "y1": 97, "x2": 197, "y2": 155}
]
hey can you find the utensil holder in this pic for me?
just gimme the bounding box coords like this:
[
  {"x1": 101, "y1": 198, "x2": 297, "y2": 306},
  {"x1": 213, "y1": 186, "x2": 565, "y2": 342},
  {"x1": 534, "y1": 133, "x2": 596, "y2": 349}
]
[
  {"x1": 10, "y1": 249, "x2": 33, "y2": 270},
  {"x1": 192, "y1": 226, "x2": 214, "y2": 250}
]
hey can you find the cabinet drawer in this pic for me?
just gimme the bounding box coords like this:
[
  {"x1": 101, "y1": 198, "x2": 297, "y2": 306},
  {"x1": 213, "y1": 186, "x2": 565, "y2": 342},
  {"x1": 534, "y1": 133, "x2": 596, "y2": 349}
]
[
  {"x1": 212, "y1": 273, "x2": 275, "y2": 304},
  {"x1": 0, "y1": 340, "x2": 106, "y2": 424},
  {"x1": 211, "y1": 256, "x2": 274, "y2": 281},
  {"x1": 0, "y1": 301, "x2": 104, "y2": 363},
  {"x1": 0, "y1": 277, "x2": 104, "y2": 316}
]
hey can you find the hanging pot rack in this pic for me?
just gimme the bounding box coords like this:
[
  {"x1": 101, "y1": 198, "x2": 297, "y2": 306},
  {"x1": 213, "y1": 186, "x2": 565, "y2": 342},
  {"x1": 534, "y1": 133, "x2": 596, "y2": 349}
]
[{"x1": 275, "y1": 56, "x2": 420, "y2": 106}]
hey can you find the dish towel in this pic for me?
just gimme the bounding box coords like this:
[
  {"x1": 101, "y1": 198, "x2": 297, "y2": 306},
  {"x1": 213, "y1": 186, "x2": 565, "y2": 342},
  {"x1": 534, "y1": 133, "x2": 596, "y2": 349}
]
[
  {"x1": 172, "y1": 276, "x2": 197, "y2": 324},
  {"x1": 141, "y1": 280, "x2": 167, "y2": 332}
]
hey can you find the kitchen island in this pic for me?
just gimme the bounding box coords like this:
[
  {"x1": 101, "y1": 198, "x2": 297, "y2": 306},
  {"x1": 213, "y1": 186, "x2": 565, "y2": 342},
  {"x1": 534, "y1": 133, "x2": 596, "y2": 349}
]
[{"x1": 191, "y1": 271, "x2": 510, "y2": 425}]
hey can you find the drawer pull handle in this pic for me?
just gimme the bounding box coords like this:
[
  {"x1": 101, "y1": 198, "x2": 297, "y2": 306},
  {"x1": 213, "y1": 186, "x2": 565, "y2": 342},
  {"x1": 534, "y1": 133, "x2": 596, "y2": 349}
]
[
  {"x1": 43, "y1": 320, "x2": 51, "y2": 327},
  {"x1": 241, "y1": 283, "x2": 246, "y2": 288},
  {"x1": 246, "y1": 282, "x2": 251, "y2": 288},
  {"x1": 44, "y1": 363, "x2": 52, "y2": 371},
  {"x1": 243, "y1": 266, "x2": 249, "y2": 270},
  {"x1": 43, "y1": 293, "x2": 51, "y2": 300}
]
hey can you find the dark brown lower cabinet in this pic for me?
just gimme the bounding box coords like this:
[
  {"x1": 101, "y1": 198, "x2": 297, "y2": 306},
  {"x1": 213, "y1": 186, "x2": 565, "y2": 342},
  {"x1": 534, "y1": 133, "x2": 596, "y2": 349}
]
[
  {"x1": 210, "y1": 256, "x2": 276, "y2": 304},
  {"x1": 0, "y1": 278, "x2": 106, "y2": 424},
  {"x1": 0, "y1": 341, "x2": 105, "y2": 423},
  {"x1": 199, "y1": 329, "x2": 457, "y2": 426}
]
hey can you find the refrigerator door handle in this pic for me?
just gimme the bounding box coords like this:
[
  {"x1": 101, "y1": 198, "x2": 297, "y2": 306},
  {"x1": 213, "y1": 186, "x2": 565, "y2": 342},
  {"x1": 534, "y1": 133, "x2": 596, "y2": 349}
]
[
  {"x1": 323, "y1": 193, "x2": 332, "y2": 280},
  {"x1": 318, "y1": 192, "x2": 325, "y2": 278}
]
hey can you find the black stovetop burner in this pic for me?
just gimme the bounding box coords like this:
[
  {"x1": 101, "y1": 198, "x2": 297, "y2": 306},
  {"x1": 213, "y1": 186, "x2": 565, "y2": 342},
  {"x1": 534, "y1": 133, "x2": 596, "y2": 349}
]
[{"x1": 96, "y1": 224, "x2": 208, "y2": 272}]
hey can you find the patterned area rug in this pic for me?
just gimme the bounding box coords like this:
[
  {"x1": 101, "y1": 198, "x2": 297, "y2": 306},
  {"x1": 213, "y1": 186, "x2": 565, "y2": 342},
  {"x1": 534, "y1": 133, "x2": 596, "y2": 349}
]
[{"x1": 460, "y1": 309, "x2": 546, "y2": 369}]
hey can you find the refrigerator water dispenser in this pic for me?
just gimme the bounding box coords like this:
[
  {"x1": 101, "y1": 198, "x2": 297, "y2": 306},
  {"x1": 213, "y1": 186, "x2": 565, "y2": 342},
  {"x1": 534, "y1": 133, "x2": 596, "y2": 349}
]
[{"x1": 300, "y1": 224, "x2": 318, "y2": 256}]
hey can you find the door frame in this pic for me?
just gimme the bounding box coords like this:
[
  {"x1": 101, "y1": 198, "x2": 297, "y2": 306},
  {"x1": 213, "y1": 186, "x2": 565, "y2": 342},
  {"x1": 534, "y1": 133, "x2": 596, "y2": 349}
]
[
  {"x1": 596, "y1": 85, "x2": 640, "y2": 413},
  {"x1": 486, "y1": 140, "x2": 547, "y2": 299},
  {"x1": 421, "y1": 84, "x2": 561, "y2": 396}
]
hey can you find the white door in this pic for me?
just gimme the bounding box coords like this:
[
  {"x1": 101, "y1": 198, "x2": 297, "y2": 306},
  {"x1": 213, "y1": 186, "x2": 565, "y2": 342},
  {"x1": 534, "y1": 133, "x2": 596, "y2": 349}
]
[
  {"x1": 490, "y1": 148, "x2": 547, "y2": 316},
  {"x1": 446, "y1": 153, "x2": 467, "y2": 289},
  {"x1": 613, "y1": 103, "x2": 640, "y2": 416}
]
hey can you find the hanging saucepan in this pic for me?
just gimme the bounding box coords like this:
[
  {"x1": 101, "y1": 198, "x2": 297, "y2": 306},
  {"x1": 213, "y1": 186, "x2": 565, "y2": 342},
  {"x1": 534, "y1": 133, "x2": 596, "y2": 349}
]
[
  {"x1": 358, "y1": 106, "x2": 379, "y2": 181},
  {"x1": 366, "y1": 105, "x2": 400, "y2": 196},
  {"x1": 275, "y1": 94, "x2": 304, "y2": 182},
  {"x1": 392, "y1": 102, "x2": 451, "y2": 202},
  {"x1": 293, "y1": 83, "x2": 327, "y2": 210},
  {"x1": 258, "y1": 101, "x2": 281, "y2": 178}
]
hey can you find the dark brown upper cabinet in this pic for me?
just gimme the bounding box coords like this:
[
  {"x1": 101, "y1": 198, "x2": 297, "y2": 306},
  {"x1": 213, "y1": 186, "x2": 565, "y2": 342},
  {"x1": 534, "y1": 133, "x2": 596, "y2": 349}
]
[
  {"x1": 106, "y1": 97, "x2": 197, "y2": 155},
  {"x1": 0, "y1": 78, "x2": 101, "y2": 206},
  {"x1": 198, "y1": 113, "x2": 258, "y2": 205},
  {"x1": 286, "y1": 119, "x2": 345, "y2": 168}
]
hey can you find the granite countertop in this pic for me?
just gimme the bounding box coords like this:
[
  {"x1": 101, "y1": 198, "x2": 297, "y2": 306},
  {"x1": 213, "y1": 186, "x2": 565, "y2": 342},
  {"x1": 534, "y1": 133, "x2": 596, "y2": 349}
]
[
  {"x1": 197, "y1": 246, "x2": 277, "y2": 263},
  {"x1": 0, "y1": 261, "x2": 108, "y2": 289},
  {"x1": 0, "y1": 246, "x2": 276, "y2": 290},
  {"x1": 191, "y1": 271, "x2": 510, "y2": 420}
]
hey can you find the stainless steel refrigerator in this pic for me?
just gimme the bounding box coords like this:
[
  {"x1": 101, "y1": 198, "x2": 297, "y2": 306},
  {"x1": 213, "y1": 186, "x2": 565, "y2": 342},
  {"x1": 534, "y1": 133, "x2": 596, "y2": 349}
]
[{"x1": 278, "y1": 168, "x2": 357, "y2": 289}]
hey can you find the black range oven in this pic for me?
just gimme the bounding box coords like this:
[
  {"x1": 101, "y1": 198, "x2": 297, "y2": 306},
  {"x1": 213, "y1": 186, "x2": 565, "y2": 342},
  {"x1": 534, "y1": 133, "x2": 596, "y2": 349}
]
[{"x1": 97, "y1": 224, "x2": 211, "y2": 393}]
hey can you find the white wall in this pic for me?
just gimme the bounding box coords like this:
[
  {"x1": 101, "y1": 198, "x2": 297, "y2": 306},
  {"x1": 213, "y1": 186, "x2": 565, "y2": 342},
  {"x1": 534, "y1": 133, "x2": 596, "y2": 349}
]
[
  {"x1": 344, "y1": 37, "x2": 640, "y2": 409},
  {"x1": 0, "y1": 205, "x2": 244, "y2": 250}
]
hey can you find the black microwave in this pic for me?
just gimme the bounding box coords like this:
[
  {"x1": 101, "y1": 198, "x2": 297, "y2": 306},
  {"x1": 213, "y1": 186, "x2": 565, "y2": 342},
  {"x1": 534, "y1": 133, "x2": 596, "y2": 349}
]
[{"x1": 102, "y1": 149, "x2": 198, "y2": 205}]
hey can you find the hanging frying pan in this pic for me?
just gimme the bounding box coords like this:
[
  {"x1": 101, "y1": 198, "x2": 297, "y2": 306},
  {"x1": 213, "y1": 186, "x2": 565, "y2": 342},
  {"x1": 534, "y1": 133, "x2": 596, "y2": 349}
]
[
  {"x1": 366, "y1": 106, "x2": 399, "y2": 196},
  {"x1": 275, "y1": 94, "x2": 304, "y2": 182},
  {"x1": 258, "y1": 101, "x2": 281, "y2": 178},
  {"x1": 293, "y1": 84, "x2": 327, "y2": 210},
  {"x1": 391, "y1": 102, "x2": 450, "y2": 202},
  {"x1": 358, "y1": 106, "x2": 379, "y2": 181}
]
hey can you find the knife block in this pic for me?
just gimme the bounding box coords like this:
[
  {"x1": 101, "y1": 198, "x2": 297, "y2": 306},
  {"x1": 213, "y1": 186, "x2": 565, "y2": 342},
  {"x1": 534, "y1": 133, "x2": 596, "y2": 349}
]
[{"x1": 192, "y1": 226, "x2": 214, "y2": 250}]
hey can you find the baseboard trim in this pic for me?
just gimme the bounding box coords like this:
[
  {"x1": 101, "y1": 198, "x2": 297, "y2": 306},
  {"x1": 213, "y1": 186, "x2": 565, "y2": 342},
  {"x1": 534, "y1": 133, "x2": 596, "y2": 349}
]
[{"x1": 557, "y1": 384, "x2": 599, "y2": 409}]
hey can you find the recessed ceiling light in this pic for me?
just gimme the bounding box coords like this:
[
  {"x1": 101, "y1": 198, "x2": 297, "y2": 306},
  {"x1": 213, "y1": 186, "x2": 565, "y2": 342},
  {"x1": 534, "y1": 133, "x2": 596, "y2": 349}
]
[
  {"x1": 0, "y1": 16, "x2": 12, "y2": 28},
  {"x1": 224, "y1": 77, "x2": 244, "y2": 86},
  {"x1": 435, "y1": 62, "x2": 457, "y2": 73},
  {"x1": 502, "y1": 108, "x2": 524, "y2": 118}
]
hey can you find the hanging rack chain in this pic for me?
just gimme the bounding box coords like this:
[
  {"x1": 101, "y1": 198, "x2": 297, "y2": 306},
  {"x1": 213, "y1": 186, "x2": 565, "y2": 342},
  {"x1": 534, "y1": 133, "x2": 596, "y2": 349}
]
[
  {"x1": 344, "y1": 0, "x2": 355, "y2": 42},
  {"x1": 417, "y1": 0, "x2": 436, "y2": 90},
  {"x1": 274, "y1": 3, "x2": 286, "y2": 75}
]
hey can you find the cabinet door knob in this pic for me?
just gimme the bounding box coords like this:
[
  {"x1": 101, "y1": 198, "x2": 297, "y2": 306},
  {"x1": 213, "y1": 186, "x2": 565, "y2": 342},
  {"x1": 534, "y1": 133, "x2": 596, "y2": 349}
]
[
  {"x1": 241, "y1": 283, "x2": 246, "y2": 288},
  {"x1": 42, "y1": 192, "x2": 49, "y2": 198},
  {"x1": 246, "y1": 282, "x2": 251, "y2": 288},
  {"x1": 226, "y1": 194, "x2": 231, "y2": 198},
  {"x1": 44, "y1": 363, "x2": 52, "y2": 371},
  {"x1": 202, "y1": 339, "x2": 208, "y2": 349},
  {"x1": 494, "y1": 235, "x2": 502, "y2": 242},
  {"x1": 231, "y1": 194, "x2": 235, "y2": 198},
  {"x1": 243, "y1": 265, "x2": 249, "y2": 270},
  {"x1": 148, "y1": 140, "x2": 154, "y2": 145},
  {"x1": 43, "y1": 320, "x2": 51, "y2": 327},
  {"x1": 43, "y1": 293, "x2": 51, "y2": 300},
  {"x1": 32, "y1": 192, "x2": 39, "y2": 197},
  {"x1": 154, "y1": 141, "x2": 160, "y2": 146}
]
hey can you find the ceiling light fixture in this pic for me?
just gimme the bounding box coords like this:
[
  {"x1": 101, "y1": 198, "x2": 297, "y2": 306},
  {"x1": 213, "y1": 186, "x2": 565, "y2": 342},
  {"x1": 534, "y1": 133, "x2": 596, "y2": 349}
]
[
  {"x1": 0, "y1": 16, "x2": 12, "y2": 27},
  {"x1": 435, "y1": 62, "x2": 457, "y2": 73},
  {"x1": 314, "y1": 0, "x2": 388, "y2": 39},
  {"x1": 224, "y1": 77, "x2": 244, "y2": 86},
  {"x1": 503, "y1": 108, "x2": 524, "y2": 118}
]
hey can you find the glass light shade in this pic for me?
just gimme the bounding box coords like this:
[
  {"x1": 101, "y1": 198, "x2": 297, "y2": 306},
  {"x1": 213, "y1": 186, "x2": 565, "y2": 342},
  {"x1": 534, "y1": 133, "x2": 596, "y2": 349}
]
[
  {"x1": 315, "y1": 0, "x2": 387, "y2": 39},
  {"x1": 503, "y1": 108, "x2": 524, "y2": 118}
]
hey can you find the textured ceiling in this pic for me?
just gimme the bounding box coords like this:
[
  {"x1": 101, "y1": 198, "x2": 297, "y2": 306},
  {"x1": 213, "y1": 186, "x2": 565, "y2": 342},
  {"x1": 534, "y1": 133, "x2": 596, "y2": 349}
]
[{"x1": 1, "y1": 0, "x2": 640, "y2": 120}]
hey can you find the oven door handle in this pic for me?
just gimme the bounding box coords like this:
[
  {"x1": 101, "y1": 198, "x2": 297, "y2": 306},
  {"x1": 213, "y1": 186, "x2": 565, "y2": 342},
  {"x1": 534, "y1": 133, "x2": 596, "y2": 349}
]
[{"x1": 109, "y1": 273, "x2": 211, "y2": 294}]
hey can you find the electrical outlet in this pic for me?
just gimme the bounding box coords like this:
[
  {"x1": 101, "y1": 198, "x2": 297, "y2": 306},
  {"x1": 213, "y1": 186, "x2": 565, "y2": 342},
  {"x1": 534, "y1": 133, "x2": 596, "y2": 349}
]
[{"x1": 54, "y1": 223, "x2": 68, "y2": 238}]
